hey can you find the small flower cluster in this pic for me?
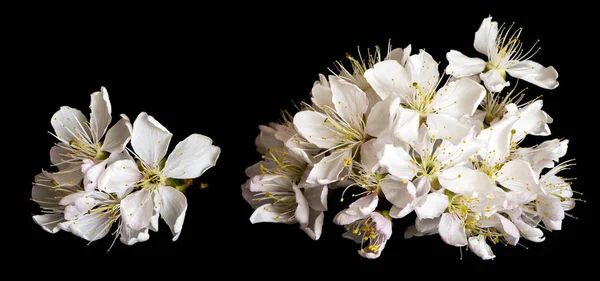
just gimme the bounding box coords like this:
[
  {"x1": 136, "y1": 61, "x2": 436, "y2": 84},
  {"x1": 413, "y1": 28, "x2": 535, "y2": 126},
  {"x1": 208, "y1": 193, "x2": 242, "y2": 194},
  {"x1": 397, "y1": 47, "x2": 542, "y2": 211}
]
[
  {"x1": 242, "y1": 16, "x2": 579, "y2": 259},
  {"x1": 32, "y1": 87, "x2": 220, "y2": 249}
]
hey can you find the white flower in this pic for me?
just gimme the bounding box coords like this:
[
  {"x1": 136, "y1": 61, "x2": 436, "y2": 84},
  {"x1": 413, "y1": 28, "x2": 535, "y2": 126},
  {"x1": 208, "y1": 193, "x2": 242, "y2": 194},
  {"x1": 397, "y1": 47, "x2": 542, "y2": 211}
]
[
  {"x1": 333, "y1": 194, "x2": 392, "y2": 259},
  {"x1": 435, "y1": 166, "x2": 520, "y2": 259},
  {"x1": 365, "y1": 50, "x2": 486, "y2": 143},
  {"x1": 511, "y1": 139, "x2": 568, "y2": 174},
  {"x1": 294, "y1": 76, "x2": 396, "y2": 184},
  {"x1": 49, "y1": 87, "x2": 132, "y2": 192},
  {"x1": 446, "y1": 16, "x2": 559, "y2": 92},
  {"x1": 58, "y1": 184, "x2": 150, "y2": 247},
  {"x1": 31, "y1": 170, "x2": 82, "y2": 233},
  {"x1": 381, "y1": 176, "x2": 449, "y2": 220},
  {"x1": 243, "y1": 175, "x2": 328, "y2": 240},
  {"x1": 380, "y1": 125, "x2": 483, "y2": 188},
  {"x1": 98, "y1": 112, "x2": 220, "y2": 241},
  {"x1": 313, "y1": 44, "x2": 412, "y2": 114},
  {"x1": 246, "y1": 121, "x2": 318, "y2": 185}
]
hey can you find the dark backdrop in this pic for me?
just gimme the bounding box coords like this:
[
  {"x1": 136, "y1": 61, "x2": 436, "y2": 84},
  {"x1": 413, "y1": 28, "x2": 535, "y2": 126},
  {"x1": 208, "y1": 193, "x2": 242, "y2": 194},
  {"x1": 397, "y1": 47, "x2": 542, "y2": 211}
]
[{"x1": 11, "y1": 6, "x2": 594, "y2": 277}]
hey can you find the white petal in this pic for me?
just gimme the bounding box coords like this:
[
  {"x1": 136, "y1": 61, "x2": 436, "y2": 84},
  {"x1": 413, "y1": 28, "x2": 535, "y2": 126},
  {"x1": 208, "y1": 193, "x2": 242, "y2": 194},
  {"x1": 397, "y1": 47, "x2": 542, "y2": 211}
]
[
  {"x1": 360, "y1": 139, "x2": 386, "y2": 172},
  {"x1": 436, "y1": 129, "x2": 484, "y2": 166},
  {"x1": 89, "y1": 87, "x2": 112, "y2": 143},
  {"x1": 254, "y1": 125, "x2": 280, "y2": 154},
  {"x1": 497, "y1": 159, "x2": 543, "y2": 194},
  {"x1": 536, "y1": 195, "x2": 564, "y2": 221},
  {"x1": 496, "y1": 215, "x2": 520, "y2": 246},
  {"x1": 301, "y1": 209, "x2": 324, "y2": 240},
  {"x1": 131, "y1": 112, "x2": 173, "y2": 167},
  {"x1": 446, "y1": 50, "x2": 487, "y2": 77},
  {"x1": 468, "y1": 235, "x2": 496, "y2": 260},
  {"x1": 477, "y1": 115, "x2": 518, "y2": 166},
  {"x1": 33, "y1": 214, "x2": 65, "y2": 233},
  {"x1": 66, "y1": 212, "x2": 112, "y2": 241},
  {"x1": 101, "y1": 114, "x2": 132, "y2": 153},
  {"x1": 371, "y1": 212, "x2": 393, "y2": 240},
  {"x1": 50, "y1": 145, "x2": 71, "y2": 170},
  {"x1": 415, "y1": 193, "x2": 449, "y2": 220},
  {"x1": 507, "y1": 100, "x2": 552, "y2": 142},
  {"x1": 162, "y1": 134, "x2": 220, "y2": 179},
  {"x1": 542, "y1": 219, "x2": 562, "y2": 231},
  {"x1": 506, "y1": 60, "x2": 559, "y2": 89},
  {"x1": 364, "y1": 60, "x2": 411, "y2": 100},
  {"x1": 474, "y1": 16, "x2": 499, "y2": 56},
  {"x1": 120, "y1": 225, "x2": 150, "y2": 245},
  {"x1": 311, "y1": 74, "x2": 334, "y2": 109},
  {"x1": 415, "y1": 217, "x2": 441, "y2": 234},
  {"x1": 241, "y1": 179, "x2": 264, "y2": 210},
  {"x1": 292, "y1": 185, "x2": 310, "y2": 227},
  {"x1": 513, "y1": 219, "x2": 545, "y2": 243},
  {"x1": 121, "y1": 189, "x2": 155, "y2": 230},
  {"x1": 250, "y1": 203, "x2": 295, "y2": 224},
  {"x1": 480, "y1": 70, "x2": 510, "y2": 92},
  {"x1": 392, "y1": 107, "x2": 420, "y2": 143},
  {"x1": 405, "y1": 50, "x2": 440, "y2": 91},
  {"x1": 439, "y1": 166, "x2": 495, "y2": 195},
  {"x1": 333, "y1": 193, "x2": 378, "y2": 225},
  {"x1": 249, "y1": 174, "x2": 294, "y2": 193},
  {"x1": 358, "y1": 240, "x2": 388, "y2": 259},
  {"x1": 514, "y1": 139, "x2": 568, "y2": 174},
  {"x1": 505, "y1": 191, "x2": 538, "y2": 208},
  {"x1": 305, "y1": 149, "x2": 350, "y2": 185},
  {"x1": 389, "y1": 204, "x2": 414, "y2": 219},
  {"x1": 380, "y1": 144, "x2": 418, "y2": 180},
  {"x1": 293, "y1": 111, "x2": 336, "y2": 149},
  {"x1": 51, "y1": 106, "x2": 90, "y2": 143},
  {"x1": 385, "y1": 45, "x2": 411, "y2": 66},
  {"x1": 439, "y1": 213, "x2": 468, "y2": 247},
  {"x1": 63, "y1": 194, "x2": 98, "y2": 220},
  {"x1": 381, "y1": 176, "x2": 416, "y2": 209},
  {"x1": 330, "y1": 75, "x2": 369, "y2": 125},
  {"x1": 432, "y1": 78, "x2": 486, "y2": 119},
  {"x1": 426, "y1": 114, "x2": 472, "y2": 145},
  {"x1": 97, "y1": 160, "x2": 142, "y2": 199},
  {"x1": 303, "y1": 186, "x2": 328, "y2": 211},
  {"x1": 365, "y1": 96, "x2": 400, "y2": 138},
  {"x1": 158, "y1": 186, "x2": 188, "y2": 241}
]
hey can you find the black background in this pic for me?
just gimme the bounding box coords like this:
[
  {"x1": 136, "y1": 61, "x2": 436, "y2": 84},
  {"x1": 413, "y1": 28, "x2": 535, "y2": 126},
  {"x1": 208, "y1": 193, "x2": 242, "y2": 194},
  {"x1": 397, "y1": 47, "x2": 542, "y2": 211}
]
[{"x1": 11, "y1": 5, "x2": 595, "y2": 277}]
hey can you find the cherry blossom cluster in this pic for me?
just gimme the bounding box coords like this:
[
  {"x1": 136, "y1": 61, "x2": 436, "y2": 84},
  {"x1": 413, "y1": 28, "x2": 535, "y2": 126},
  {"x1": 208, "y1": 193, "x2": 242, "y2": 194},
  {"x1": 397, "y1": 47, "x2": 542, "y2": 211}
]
[
  {"x1": 242, "y1": 16, "x2": 578, "y2": 259},
  {"x1": 32, "y1": 87, "x2": 220, "y2": 248}
]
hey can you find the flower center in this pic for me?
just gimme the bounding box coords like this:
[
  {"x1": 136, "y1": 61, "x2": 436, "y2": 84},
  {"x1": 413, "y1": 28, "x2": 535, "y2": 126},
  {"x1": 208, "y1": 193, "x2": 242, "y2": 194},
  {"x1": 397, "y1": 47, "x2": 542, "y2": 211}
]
[
  {"x1": 259, "y1": 147, "x2": 307, "y2": 183},
  {"x1": 57, "y1": 137, "x2": 108, "y2": 165},
  {"x1": 138, "y1": 166, "x2": 165, "y2": 191},
  {"x1": 488, "y1": 23, "x2": 540, "y2": 71},
  {"x1": 345, "y1": 216, "x2": 386, "y2": 254},
  {"x1": 253, "y1": 191, "x2": 297, "y2": 222},
  {"x1": 405, "y1": 82, "x2": 438, "y2": 120},
  {"x1": 447, "y1": 192, "x2": 508, "y2": 245}
]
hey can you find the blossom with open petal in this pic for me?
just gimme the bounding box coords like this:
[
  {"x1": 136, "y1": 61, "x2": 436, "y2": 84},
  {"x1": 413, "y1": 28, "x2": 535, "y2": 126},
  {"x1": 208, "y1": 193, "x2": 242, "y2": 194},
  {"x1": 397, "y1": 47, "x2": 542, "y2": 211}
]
[
  {"x1": 98, "y1": 112, "x2": 220, "y2": 241},
  {"x1": 294, "y1": 76, "x2": 396, "y2": 184},
  {"x1": 49, "y1": 87, "x2": 132, "y2": 192},
  {"x1": 446, "y1": 16, "x2": 558, "y2": 92},
  {"x1": 333, "y1": 194, "x2": 392, "y2": 259},
  {"x1": 435, "y1": 166, "x2": 520, "y2": 259},
  {"x1": 59, "y1": 185, "x2": 150, "y2": 247},
  {"x1": 312, "y1": 44, "x2": 412, "y2": 115},
  {"x1": 243, "y1": 174, "x2": 328, "y2": 240},
  {"x1": 31, "y1": 170, "x2": 82, "y2": 233},
  {"x1": 380, "y1": 125, "x2": 483, "y2": 191},
  {"x1": 365, "y1": 50, "x2": 486, "y2": 143}
]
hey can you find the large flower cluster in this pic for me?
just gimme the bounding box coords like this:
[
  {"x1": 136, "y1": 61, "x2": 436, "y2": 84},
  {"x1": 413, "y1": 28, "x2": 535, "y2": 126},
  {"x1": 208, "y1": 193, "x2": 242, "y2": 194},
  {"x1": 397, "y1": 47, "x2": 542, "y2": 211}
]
[
  {"x1": 32, "y1": 87, "x2": 220, "y2": 248},
  {"x1": 242, "y1": 16, "x2": 578, "y2": 259}
]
